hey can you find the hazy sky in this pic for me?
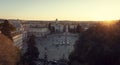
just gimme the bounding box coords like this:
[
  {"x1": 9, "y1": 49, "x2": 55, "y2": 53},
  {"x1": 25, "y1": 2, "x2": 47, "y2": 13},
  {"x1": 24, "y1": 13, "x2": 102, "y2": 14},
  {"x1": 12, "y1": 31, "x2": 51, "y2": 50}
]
[{"x1": 0, "y1": 0, "x2": 120, "y2": 21}]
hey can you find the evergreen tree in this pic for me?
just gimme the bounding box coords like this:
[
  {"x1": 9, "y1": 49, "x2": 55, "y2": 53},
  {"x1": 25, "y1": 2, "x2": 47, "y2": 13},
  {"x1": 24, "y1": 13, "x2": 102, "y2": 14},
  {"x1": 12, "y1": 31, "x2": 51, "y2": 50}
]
[
  {"x1": 22, "y1": 35, "x2": 39, "y2": 65},
  {"x1": 76, "y1": 24, "x2": 82, "y2": 33},
  {"x1": 48, "y1": 23, "x2": 52, "y2": 32},
  {"x1": 51, "y1": 26, "x2": 55, "y2": 33},
  {"x1": 1, "y1": 20, "x2": 16, "y2": 40},
  {"x1": 69, "y1": 22, "x2": 120, "y2": 65},
  {"x1": 48, "y1": 23, "x2": 56, "y2": 33}
]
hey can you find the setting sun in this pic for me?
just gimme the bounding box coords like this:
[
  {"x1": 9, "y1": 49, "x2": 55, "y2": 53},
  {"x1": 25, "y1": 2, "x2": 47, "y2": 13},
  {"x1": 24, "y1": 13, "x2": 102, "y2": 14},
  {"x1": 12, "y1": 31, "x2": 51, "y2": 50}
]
[{"x1": 101, "y1": 20, "x2": 116, "y2": 27}]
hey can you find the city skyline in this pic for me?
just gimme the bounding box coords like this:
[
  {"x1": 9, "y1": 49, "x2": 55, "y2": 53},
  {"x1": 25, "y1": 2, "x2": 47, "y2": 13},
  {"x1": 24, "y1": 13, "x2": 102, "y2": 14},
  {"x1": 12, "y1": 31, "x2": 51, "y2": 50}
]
[{"x1": 0, "y1": 0, "x2": 120, "y2": 21}]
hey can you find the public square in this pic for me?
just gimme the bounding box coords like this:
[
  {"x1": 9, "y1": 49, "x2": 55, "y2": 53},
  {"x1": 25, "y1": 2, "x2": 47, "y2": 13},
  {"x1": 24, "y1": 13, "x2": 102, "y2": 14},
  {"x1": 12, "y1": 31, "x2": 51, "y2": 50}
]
[{"x1": 36, "y1": 33, "x2": 79, "y2": 61}]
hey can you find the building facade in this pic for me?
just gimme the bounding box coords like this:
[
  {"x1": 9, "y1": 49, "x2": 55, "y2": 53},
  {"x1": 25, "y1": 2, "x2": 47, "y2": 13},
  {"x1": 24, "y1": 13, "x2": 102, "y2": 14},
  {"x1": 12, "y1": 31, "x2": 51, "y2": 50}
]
[
  {"x1": 28, "y1": 27, "x2": 50, "y2": 37},
  {"x1": 51, "y1": 19, "x2": 65, "y2": 32},
  {"x1": 12, "y1": 33, "x2": 23, "y2": 49}
]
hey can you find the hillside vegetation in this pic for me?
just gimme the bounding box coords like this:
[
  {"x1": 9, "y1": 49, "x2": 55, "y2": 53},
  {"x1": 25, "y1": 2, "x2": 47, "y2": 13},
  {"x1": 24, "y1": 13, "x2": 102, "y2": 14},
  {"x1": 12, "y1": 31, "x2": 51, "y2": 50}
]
[{"x1": 0, "y1": 33, "x2": 20, "y2": 65}]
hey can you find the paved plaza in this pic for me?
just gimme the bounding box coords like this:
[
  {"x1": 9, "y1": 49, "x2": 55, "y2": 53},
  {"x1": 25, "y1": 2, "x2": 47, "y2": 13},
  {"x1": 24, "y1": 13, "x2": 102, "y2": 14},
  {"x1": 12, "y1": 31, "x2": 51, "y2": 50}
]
[{"x1": 35, "y1": 33, "x2": 79, "y2": 61}]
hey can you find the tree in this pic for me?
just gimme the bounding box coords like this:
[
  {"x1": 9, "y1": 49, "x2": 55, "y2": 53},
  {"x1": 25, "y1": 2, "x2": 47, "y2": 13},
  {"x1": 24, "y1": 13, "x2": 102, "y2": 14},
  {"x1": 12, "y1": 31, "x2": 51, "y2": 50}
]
[
  {"x1": 76, "y1": 24, "x2": 82, "y2": 33},
  {"x1": 48, "y1": 23, "x2": 52, "y2": 32},
  {"x1": 68, "y1": 22, "x2": 120, "y2": 65},
  {"x1": 48, "y1": 23, "x2": 56, "y2": 33},
  {"x1": 0, "y1": 34, "x2": 20, "y2": 65},
  {"x1": 27, "y1": 34, "x2": 36, "y2": 47},
  {"x1": 1, "y1": 20, "x2": 16, "y2": 40},
  {"x1": 51, "y1": 26, "x2": 55, "y2": 33},
  {"x1": 22, "y1": 34, "x2": 39, "y2": 65}
]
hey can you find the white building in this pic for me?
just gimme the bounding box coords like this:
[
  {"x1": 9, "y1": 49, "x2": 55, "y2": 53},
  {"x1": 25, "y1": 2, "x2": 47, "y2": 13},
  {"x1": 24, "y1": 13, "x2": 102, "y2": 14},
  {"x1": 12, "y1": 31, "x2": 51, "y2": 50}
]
[
  {"x1": 9, "y1": 20, "x2": 23, "y2": 32},
  {"x1": 51, "y1": 19, "x2": 64, "y2": 32},
  {"x1": 12, "y1": 33, "x2": 23, "y2": 49},
  {"x1": 27, "y1": 21, "x2": 50, "y2": 37},
  {"x1": 0, "y1": 19, "x2": 24, "y2": 49},
  {"x1": 69, "y1": 24, "x2": 76, "y2": 29},
  {"x1": 28, "y1": 27, "x2": 50, "y2": 37},
  {"x1": 9, "y1": 19, "x2": 25, "y2": 49},
  {"x1": 22, "y1": 22, "x2": 29, "y2": 42}
]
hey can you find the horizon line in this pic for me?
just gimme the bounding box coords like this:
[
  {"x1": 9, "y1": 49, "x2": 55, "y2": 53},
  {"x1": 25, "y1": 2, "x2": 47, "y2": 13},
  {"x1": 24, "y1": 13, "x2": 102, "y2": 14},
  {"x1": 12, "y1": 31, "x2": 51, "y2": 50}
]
[{"x1": 0, "y1": 18, "x2": 119, "y2": 22}]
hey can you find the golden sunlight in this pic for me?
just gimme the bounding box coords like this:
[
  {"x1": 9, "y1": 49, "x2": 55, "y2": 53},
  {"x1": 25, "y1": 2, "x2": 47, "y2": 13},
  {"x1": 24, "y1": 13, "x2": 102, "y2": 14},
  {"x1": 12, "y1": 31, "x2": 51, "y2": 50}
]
[{"x1": 101, "y1": 20, "x2": 116, "y2": 27}]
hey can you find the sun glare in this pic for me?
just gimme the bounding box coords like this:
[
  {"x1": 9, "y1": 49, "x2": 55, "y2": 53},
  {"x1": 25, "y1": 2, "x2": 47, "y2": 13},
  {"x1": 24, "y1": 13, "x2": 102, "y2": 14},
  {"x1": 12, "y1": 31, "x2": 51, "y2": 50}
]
[{"x1": 101, "y1": 20, "x2": 116, "y2": 27}]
